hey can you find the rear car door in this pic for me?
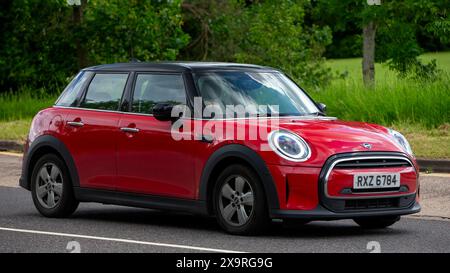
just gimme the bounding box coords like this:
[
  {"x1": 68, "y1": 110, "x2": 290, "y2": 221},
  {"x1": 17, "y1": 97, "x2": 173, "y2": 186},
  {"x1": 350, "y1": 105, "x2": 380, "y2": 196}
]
[
  {"x1": 116, "y1": 73, "x2": 197, "y2": 198},
  {"x1": 61, "y1": 72, "x2": 129, "y2": 190}
]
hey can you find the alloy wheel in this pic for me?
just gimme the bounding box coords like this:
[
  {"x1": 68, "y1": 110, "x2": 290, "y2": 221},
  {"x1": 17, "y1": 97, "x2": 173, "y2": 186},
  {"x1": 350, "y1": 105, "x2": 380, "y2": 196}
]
[
  {"x1": 219, "y1": 175, "x2": 254, "y2": 227},
  {"x1": 35, "y1": 163, "x2": 63, "y2": 209}
]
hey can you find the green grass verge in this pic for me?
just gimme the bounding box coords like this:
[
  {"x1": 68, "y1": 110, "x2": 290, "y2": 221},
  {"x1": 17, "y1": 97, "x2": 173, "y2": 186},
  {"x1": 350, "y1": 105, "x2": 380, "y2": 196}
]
[
  {"x1": 0, "y1": 89, "x2": 57, "y2": 121},
  {"x1": 310, "y1": 77, "x2": 449, "y2": 128},
  {"x1": 0, "y1": 119, "x2": 31, "y2": 142},
  {"x1": 316, "y1": 52, "x2": 450, "y2": 128},
  {"x1": 313, "y1": 52, "x2": 449, "y2": 158},
  {"x1": 391, "y1": 123, "x2": 449, "y2": 159}
]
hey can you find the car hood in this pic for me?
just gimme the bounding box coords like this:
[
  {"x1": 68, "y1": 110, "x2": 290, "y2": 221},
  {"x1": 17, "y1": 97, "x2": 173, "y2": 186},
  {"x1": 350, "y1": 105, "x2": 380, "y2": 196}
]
[{"x1": 274, "y1": 117, "x2": 407, "y2": 163}]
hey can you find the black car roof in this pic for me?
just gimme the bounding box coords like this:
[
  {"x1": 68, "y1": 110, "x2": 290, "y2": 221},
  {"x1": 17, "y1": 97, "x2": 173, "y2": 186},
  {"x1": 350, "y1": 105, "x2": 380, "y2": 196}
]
[{"x1": 84, "y1": 61, "x2": 280, "y2": 73}]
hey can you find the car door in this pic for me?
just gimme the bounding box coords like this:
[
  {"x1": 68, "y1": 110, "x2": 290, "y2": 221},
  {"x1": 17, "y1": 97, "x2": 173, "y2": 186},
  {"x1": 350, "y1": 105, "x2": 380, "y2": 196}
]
[
  {"x1": 116, "y1": 73, "x2": 197, "y2": 199},
  {"x1": 62, "y1": 72, "x2": 129, "y2": 190}
]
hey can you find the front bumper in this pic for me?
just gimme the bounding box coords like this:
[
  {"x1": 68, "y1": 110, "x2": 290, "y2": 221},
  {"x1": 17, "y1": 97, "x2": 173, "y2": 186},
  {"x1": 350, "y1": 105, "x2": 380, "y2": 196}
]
[
  {"x1": 268, "y1": 151, "x2": 420, "y2": 219},
  {"x1": 270, "y1": 201, "x2": 421, "y2": 220}
]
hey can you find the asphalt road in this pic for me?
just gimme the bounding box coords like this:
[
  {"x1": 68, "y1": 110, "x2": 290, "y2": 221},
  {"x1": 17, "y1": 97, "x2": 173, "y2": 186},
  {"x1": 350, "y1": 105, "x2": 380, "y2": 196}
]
[{"x1": 1, "y1": 153, "x2": 449, "y2": 253}]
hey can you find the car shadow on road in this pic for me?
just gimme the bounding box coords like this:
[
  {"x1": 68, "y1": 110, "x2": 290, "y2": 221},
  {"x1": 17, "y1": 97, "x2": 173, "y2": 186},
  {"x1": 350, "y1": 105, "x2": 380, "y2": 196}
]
[
  {"x1": 68, "y1": 205, "x2": 407, "y2": 239},
  {"x1": 270, "y1": 221, "x2": 404, "y2": 239},
  {"x1": 72, "y1": 205, "x2": 221, "y2": 232}
]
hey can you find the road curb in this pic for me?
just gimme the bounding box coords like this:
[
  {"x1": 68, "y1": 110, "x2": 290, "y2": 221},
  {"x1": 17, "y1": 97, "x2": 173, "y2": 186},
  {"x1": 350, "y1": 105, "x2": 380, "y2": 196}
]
[
  {"x1": 417, "y1": 158, "x2": 450, "y2": 173},
  {"x1": 0, "y1": 140, "x2": 449, "y2": 173},
  {"x1": 0, "y1": 141, "x2": 23, "y2": 152}
]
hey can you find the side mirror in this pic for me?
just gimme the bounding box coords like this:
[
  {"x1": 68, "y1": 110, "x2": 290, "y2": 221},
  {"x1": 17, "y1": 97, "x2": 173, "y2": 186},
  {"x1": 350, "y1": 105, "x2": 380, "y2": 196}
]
[
  {"x1": 317, "y1": 102, "x2": 327, "y2": 114},
  {"x1": 152, "y1": 103, "x2": 174, "y2": 121}
]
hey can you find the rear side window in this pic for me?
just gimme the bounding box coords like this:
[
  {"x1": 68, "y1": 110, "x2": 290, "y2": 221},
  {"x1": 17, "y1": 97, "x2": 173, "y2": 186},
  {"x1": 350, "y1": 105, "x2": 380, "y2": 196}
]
[
  {"x1": 131, "y1": 74, "x2": 186, "y2": 114},
  {"x1": 56, "y1": 71, "x2": 91, "y2": 107},
  {"x1": 80, "y1": 73, "x2": 128, "y2": 111}
]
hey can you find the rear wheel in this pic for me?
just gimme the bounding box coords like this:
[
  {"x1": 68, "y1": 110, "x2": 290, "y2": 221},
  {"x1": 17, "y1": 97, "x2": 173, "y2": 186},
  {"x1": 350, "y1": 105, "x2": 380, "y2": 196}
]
[
  {"x1": 213, "y1": 165, "x2": 269, "y2": 235},
  {"x1": 31, "y1": 154, "x2": 79, "y2": 218},
  {"x1": 354, "y1": 216, "x2": 400, "y2": 229}
]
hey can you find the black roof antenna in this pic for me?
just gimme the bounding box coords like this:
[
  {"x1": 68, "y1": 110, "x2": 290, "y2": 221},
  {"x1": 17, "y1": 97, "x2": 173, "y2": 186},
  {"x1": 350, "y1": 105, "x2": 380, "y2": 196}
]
[{"x1": 129, "y1": 58, "x2": 141, "y2": 63}]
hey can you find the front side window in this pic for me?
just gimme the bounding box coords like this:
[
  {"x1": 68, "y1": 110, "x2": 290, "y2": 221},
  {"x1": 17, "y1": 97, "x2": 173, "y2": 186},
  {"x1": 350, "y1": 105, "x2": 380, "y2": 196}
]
[
  {"x1": 131, "y1": 74, "x2": 186, "y2": 114},
  {"x1": 80, "y1": 73, "x2": 128, "y2": 111},
  {"x1": 193, "y1": 72, "x2": 320, "y2": 117},
  {"x1": 56, "y1": 71, "x2": 92, "y2": 107}
]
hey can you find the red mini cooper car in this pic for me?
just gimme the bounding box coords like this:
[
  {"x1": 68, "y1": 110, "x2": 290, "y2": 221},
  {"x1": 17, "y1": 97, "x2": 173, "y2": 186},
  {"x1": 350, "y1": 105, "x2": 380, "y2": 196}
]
[{"x1": 20, "y1": 62, "x2": 420, "y2": 235}]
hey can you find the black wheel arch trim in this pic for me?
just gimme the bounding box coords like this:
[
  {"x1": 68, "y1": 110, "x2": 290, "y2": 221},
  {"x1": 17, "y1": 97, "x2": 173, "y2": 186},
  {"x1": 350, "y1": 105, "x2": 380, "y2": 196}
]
[
  {"x1": 20, "y1": 135, "x2": 79, "y2": 190},
  {"x1": 199, "y1": 144, "x2": 280, "y2": 212}
]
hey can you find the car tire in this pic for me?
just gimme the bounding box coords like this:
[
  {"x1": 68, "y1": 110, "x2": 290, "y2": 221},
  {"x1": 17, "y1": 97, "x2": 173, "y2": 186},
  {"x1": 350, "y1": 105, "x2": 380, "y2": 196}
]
[
  {"x1": 31, "y1": 154, "x2": 79, "y2": 218},
  {"x1": 213, "y1": 164, "x2": 270, "y2": 235},
  {"x1": 353, "y1": 216, "x2": 400, "y2": 229}
]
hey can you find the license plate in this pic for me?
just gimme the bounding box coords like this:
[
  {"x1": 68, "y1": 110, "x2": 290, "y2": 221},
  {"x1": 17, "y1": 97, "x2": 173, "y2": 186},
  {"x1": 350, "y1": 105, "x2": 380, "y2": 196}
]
[{"x1": 353, "y1": 173, "x2": 400, "y2": 190}]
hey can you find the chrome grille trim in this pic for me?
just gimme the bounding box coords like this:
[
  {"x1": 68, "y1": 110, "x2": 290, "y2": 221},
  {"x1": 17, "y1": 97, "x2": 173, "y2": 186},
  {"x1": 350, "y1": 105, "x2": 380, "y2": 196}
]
[{"x1": 334, "y1": 158, "x2": 410, "y2": 169}]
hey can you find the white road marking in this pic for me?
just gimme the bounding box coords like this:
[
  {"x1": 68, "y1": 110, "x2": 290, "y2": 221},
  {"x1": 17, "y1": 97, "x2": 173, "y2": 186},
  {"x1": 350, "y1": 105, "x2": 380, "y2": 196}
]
[{"x1": 0, "y1": 226, "x2": 244, "y2": 253}]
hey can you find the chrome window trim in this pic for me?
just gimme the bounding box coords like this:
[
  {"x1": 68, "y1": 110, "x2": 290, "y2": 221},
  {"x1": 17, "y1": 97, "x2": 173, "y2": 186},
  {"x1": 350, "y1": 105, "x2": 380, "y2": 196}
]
[
  {"x1": 53, "y1": 105, "x2": 155, "y2": 117},
  {"x1": 324, "y1": 155, "x2": 417, "y2": 199},
  {"x1": 53, "y1": 105, "x2": 337, "y2": 121}
]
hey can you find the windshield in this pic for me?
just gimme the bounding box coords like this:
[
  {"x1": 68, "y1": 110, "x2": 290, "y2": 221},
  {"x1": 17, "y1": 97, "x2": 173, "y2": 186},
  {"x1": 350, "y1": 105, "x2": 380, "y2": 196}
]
[{"x1": 193, "y1": 71, "x2": 320, "y2": 117}]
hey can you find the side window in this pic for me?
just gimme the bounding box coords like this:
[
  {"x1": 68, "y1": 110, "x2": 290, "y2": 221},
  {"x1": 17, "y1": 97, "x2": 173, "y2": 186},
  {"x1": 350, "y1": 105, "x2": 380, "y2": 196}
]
[
  {"x1": 56, "y1": 71, "x2": 91, "y2": 107},
  {"x1": 80, "y1": 73, "x2": 128, "y2": 111},
  {"x1": 131, "y1": 74, "x2": 186, "y2": 114}
]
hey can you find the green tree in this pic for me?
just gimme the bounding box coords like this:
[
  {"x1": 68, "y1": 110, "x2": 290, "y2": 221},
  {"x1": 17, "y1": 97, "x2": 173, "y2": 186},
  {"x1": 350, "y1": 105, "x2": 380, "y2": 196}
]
[
  {"x1": 0, "y1": 0, "x2": 76, "y2": 91},
  {"x1": 234, "y1": 0, "x2": 332, "y2": 87},
  {"x1": 181, "y1": 0, "x2": 332, "y2": 88},
  {"x1": 312, "y1": 0, "x2": 450, "y2": 82},
  {"x1": 83, "y1": 0, "x2": 189, "y2": 64},
  {"x1": 375, "y1": 0, "x2": 449, "y2": 78},
  {"x1": 0, "y1": 0, "x2": 190, "y2": 92}
]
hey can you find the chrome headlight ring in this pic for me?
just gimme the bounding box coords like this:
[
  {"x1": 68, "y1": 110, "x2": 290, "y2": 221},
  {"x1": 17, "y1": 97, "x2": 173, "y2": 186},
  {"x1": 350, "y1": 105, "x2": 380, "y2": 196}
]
[{"x1": 268, "y1": 130, "x2": 311, "y2": 162}]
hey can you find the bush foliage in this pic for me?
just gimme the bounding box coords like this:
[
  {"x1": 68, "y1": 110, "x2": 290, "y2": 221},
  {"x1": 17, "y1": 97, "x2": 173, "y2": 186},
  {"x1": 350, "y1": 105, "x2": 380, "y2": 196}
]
[{"x1": 0, "y1": 0, "x2": 188, "y2": 91}]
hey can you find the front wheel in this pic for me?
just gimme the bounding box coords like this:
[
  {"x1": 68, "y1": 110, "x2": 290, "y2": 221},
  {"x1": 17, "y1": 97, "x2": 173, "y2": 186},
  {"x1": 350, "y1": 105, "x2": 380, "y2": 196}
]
[
  {"x1": 213, "y1": 165, "x2": 269, "y2": 235},
  {"x1": 31, "y1": 154, "x2": 79, "y2": 218},
  {"x1": 354, "y1": 216, "x2": 400, "y2": 229}
]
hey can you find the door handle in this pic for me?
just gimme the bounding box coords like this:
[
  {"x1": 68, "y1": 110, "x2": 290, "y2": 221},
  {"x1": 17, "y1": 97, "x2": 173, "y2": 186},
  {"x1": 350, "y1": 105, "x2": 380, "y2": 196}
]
[
  {"x1": 67, "y1": 121, "x2": 84, "y2": 127},
  {"x1": 120, "y1": 127, "x2": 140, "y2": 133}
]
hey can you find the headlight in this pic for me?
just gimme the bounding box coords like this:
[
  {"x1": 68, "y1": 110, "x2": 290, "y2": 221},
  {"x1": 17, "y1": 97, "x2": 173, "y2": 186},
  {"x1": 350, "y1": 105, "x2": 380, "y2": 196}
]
[
  {"x1": 268, "y1": 130, "x2": 311, "y2": 162},
  {"x1": 388, "y1": 129, "x2": 413, "y2": 155}
]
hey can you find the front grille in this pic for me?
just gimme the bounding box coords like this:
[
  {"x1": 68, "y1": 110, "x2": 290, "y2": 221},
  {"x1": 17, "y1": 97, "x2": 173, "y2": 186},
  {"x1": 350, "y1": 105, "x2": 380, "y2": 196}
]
[
  {"x1": 344, "y1": 198, "x2": 399, "y2": 210},
  {"x1": 320, "y1": 152, "x2": 417, "y2": 212},
  {"x1": 334, "y1": 158, "x2": 411, "y2": 169}
]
